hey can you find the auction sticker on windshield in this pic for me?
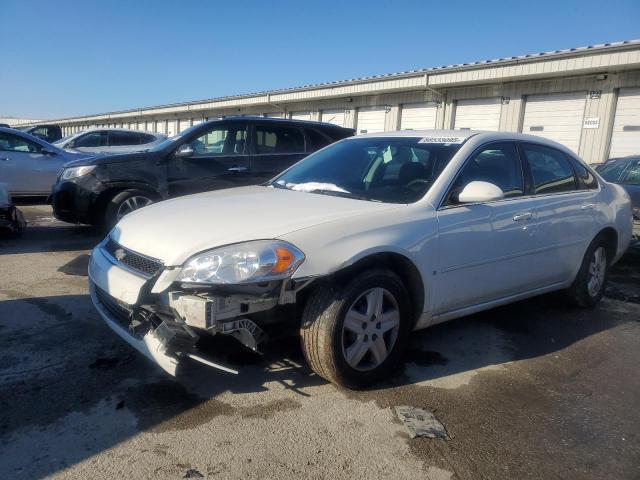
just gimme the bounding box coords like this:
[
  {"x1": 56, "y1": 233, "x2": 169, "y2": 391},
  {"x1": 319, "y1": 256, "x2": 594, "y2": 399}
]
[{"x1": 418, "y1": 136, "x2": 464, "y2": 144}]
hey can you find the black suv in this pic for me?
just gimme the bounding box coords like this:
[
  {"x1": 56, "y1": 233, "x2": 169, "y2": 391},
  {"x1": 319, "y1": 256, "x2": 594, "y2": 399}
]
[{"x1": 52, "y1": 117, "x2": 354, "y2": 226}]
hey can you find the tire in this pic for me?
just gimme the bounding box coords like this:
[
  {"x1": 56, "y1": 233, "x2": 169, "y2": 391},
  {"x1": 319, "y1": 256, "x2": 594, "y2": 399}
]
[
  {"x1": 567, "y1": 236, "x2": 611, "y2": 308},
  {"x1": 300, "y1": 269, "x2": 412, "y2": 389},
  {"x1": 104, "y1": 189, "x2": 155, "y2": 228}
]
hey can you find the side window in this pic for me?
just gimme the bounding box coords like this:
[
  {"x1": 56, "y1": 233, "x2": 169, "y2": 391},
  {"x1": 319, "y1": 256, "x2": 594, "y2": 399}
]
[
  {"x1": 304, "y1": 128, "x2": 332, "y2": 151},
  {"x1": 75, "y1": 131, "x2": 108, "y2": 148},
  {"x1": 621, "y1": 159, "x2": 640, "y2": 185},
  {"x1": 522, "y1": 144, "x2": 577, "y2": 194},
  {"x1": 189, "y1": 123, "x2": 248, "y2": 157},
  {"x1": 139, "y1": 133, "x2": 157, "y2": 144},
  {"x1": 0, "y1": 132, "x2": 42, "y2": 153},
  {"x1": 448, "y1": 142, "x2": 524, "y2": 204},
  {"x1": 571, "y1": 158, "x2": 598, "y2": 189},
  {"x1": 597, "y1": 160, "x2": 628, "y2": 183},
  {"x1": 255, "y1": 125, "x2": 305, "y2": 154},
  {"x1": 109, "y1": 131, "x2": 141, "y2": 146}
]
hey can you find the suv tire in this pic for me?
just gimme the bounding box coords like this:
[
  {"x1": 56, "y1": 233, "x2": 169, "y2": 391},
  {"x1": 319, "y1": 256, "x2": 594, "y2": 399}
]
[
  {"x1": 300, "y1": 269, "x2": 412, "y2": 388},
  {"x1": 104, "y1": 189, "x2": 155, "y2": 228}
]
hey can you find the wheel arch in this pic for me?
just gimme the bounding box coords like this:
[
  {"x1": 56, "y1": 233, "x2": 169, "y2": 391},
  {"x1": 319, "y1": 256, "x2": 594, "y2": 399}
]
[
  {"x1": 595, "y1": 226, "x2": 618, "y2": 260},
  {"x1": 93, "y1": 183, "x2": 162, "y2": 224},
  {"x1": 327, "y1": 251, "x2": 426, "y2": 327}
]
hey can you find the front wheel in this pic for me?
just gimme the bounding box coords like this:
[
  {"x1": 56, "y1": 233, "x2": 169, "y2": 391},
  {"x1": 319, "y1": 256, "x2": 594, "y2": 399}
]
[
  {"x1": 104, "y1": 189, "x2": 155, "y2": 228},
  {"x1": 300, "y1": 269, "x2": 412, "y2": 388},
  {"x1": 567, "y1": 237, "x2": 611, "y2": 308}
]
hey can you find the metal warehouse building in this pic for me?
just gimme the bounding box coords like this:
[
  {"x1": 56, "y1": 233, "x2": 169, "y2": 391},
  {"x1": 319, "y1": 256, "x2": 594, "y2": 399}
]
[{"x1": 26, "y1": 40, "x2": 640, "y2": 164}]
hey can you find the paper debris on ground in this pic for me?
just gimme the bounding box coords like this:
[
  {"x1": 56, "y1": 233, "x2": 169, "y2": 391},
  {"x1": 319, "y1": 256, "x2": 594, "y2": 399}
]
[{"x1": 395, "y1": 406, "x2": 448, "y2": 439}]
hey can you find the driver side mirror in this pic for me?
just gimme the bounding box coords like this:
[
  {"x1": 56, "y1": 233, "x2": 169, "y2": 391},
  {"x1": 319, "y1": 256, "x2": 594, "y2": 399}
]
[
  {"x1": 175, "y1": 144, "x2": 194, "y2": 158},
  {"x1": 458, "y1": 181, "x2": 505, "y2": 203}
]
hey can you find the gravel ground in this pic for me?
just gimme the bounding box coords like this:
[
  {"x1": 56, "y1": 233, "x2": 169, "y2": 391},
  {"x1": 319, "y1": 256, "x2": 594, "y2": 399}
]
[{"x1": 0, "y1": 205, "x2": 639, "y2": 480}]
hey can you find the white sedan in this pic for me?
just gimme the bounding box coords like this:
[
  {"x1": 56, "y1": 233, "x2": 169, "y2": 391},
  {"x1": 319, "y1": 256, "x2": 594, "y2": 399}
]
[{"x1": 88, "y1": 130, "x2": 633, "y2": 388}]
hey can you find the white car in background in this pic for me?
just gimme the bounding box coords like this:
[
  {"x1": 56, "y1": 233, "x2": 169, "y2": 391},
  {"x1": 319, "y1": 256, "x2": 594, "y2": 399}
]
[
  {"x1": 88, "y1": 130, "x2": 633, "y2": 388},
  {"x1": 55, "y1": 128, "x2": 166, "y2": 154}
]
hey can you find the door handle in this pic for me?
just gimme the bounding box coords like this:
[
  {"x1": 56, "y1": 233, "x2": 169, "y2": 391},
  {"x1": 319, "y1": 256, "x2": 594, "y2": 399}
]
[
  {"x1": 581, "y1": 203, "x2": 596, "y2": 210},
  {"x1": 227, "y1": 166, "x2": 248, "y2": 173},
  {"x1": 513, "y1": 212, "x2": 533, "y2": 221}
]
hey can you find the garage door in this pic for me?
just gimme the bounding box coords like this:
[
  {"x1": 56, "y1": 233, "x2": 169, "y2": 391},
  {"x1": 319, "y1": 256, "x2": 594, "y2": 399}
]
[
  {"x1": 522, "y1": 92, "x2": 586, "y2": 153},
  {"x1": 610, "y1": 88, "x2": 640, "y2": 158},
  {"x1": 167, "y1": 120, "x2": 177, "y2": 137},
  {"x1": 400, "y1": 102, "x2": 437, "y2": 130},
  {"x1": 265, "y1": 113, "x2": 282, "y2": 118},
  {"x1": 321, "y1": 109, "x2": 345, "y2": 126},
  {"x1": 156, "y1": 121, "x2": 166, "y2": 134},
  {"x1": 454, "y1": 98, "x2": 502, "y2": 131},
  {"x1": 178, "y1": 119, "x2": 191, "y2": 132},
  {"x1": 290, "y1": 111, "x2": 311, "y2": 121},
  {"x1": 357, "y1": 106, "x2": 386, "y2": 134}
]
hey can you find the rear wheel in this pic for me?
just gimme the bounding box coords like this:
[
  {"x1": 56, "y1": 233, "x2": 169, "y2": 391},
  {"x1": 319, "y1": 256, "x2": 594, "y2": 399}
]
[
  {"x1": 300, "y1": 269, "x2": 412, "y2": 388},
  {"x1": 104, "y1": 189, "x2": 155, "y2": 228},
  {"x1": 567, "y1": 237, "x2": 611, "y2": 308}
]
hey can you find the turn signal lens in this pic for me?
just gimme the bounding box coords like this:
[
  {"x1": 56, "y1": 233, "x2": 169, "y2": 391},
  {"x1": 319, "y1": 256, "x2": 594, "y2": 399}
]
[{"x1": 273, "y1": 247, "x2": 295, "y2": 273}]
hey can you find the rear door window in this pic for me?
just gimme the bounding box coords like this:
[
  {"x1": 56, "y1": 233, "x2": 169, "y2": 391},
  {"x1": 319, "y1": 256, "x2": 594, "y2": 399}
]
[
  {"x1": 254, "y1": 125, "x2": 305, "y2": 154},
  {"x1": 521, "y1": 144, "x2": 577, "y2": 194},
  {"x1": 570, "y1": 158, "x2": 598, "y2": 189},
  {"x1": 75, "y1": 131, "x2": 108, "y2": 148},
  {"x1": 109, "y1": 131, "x2": 141, "y2": 146}
]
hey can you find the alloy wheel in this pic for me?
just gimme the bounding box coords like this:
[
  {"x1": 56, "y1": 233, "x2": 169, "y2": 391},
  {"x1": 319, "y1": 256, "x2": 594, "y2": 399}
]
[
  {"x1": 116, "y1": 196, "x2": 153, "y2": 220},
  {"x1": 587, "y1": 246, "x2": 607, "y2": 297},
  {"x1": 341, "y1": 287, "x2": 400, "y2": 371}
]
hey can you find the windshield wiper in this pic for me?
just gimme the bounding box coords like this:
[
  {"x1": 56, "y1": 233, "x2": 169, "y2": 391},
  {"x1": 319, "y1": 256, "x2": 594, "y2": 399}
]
[
  {"x1": 269, "y1": 182, "x2": 291, "y2": 190},
  {"x1": 309, "y1": 189, "x2": 376, "y2": 201}
]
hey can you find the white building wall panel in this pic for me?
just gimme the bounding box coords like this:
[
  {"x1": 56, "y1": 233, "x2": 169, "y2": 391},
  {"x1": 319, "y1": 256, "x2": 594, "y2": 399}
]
[
  {"x1": 400, "y1": 102, "x2": 438, "y2": 130},
  {"x1": 290, "y1": 111, "x2": 311, "y2": 120},
  {"x1": 609, "y1": 87, "x2": 640, "y2": 157},
  {"x1": 320, "y1": 109, "x2": 345, "y2": 126},
  {"x1": 356, "y1": 106, "x2": 386, "y2": 134},
  {"x1": 454, "y1": 98, "x2": 502, "y2": 130},
  {"x1": 178, "y1": 119, "x2": 191, "y2": 132},
  {"x1": 521, "y1": 92, "x2": 587, "y2": 154}
]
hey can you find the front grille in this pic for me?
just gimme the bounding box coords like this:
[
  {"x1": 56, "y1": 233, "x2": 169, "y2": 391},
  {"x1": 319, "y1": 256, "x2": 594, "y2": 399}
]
[
  {"x1": 103, "y1": 238, "x2": 163, "y2": 278},
  {"x1": 94, "y1": 284, "x2": 132, "y2": 328}
]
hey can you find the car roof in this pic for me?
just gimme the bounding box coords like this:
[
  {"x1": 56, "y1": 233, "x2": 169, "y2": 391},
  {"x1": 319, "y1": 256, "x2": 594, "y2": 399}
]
[
  {"x1": 213, "y1": 116, "x2": 354, "y2": 130},
  {"x1": 69, "y1": 127, "x2": 165, "y2": 136}
]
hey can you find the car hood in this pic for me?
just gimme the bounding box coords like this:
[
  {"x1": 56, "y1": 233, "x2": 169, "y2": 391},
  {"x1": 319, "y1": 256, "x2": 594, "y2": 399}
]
[
  {"x1": 62, "y1": 151, "x2": 153, "y2": 168},
  {"x1": 110, "y1": 186, "x2": 399, "y2": 266}
]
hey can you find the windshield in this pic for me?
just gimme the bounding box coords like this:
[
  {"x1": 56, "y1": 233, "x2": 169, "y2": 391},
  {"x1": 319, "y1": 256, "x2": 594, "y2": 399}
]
[
  {"x1": 270, "y1": 137, "x2": 463, "y2": 203},
  {"x1": 597, "y1": 159, "x2": 629, "y2": 182}
]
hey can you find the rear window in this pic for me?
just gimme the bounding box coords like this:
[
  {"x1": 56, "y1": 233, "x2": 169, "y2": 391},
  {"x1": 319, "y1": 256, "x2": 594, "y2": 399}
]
[{"x1": 140, "y1": 133, "x2": 157, "y2": 144}]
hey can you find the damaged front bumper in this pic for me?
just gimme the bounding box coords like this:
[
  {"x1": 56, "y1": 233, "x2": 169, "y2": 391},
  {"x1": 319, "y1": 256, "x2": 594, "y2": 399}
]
[{"x1": 88, "y1": 240, "x2": 310, "y2": 375}]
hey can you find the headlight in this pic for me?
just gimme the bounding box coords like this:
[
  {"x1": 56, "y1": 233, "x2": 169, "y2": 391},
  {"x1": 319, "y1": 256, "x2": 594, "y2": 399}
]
[
  {"x1": 60, "y1": 165, "x2": 96, "y2": 180},
  {"x1": 177, "y1": 240, "x2": 305, "y2": 284}
]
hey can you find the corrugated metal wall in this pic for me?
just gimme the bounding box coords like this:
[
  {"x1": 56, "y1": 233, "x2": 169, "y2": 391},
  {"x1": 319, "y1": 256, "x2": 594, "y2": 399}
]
[{"x1": 53, "y1": 46, "x2": 640, "y2": 163}]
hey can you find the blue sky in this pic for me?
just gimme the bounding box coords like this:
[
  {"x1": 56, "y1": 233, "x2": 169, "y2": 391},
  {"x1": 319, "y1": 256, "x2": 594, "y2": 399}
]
[{"x1": 1, "y1": 0, "x2": 638, "y2": 119}]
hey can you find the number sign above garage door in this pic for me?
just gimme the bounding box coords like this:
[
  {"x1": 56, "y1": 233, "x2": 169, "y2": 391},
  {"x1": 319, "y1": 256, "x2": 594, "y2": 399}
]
[
  {"x1": 522, "y1": 92, "x2": 586, "y2": 154},
  {"x1": 454, "y1": 98, "x2": 502, "y2": 131}
]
